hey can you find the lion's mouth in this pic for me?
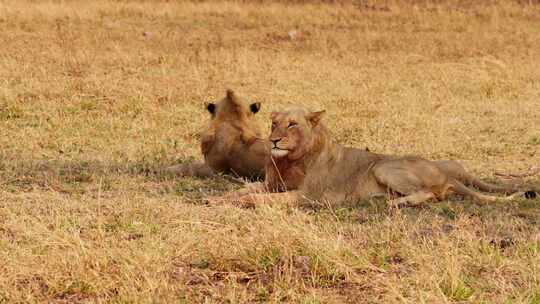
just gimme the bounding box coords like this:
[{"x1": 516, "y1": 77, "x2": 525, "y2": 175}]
[{"x1": 271, "y1": 147, "x2": 289, "y2": 158}]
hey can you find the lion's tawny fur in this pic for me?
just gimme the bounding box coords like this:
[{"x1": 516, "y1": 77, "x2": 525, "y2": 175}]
[
  {"x1": 166, "y1": 90, "x2": 269, "y2": 180},
  {"x1": 213, "y1": 106, "x2": 534, "y2": 206}
]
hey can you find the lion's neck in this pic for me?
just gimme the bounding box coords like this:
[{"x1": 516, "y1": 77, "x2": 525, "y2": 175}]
[
  {"x1": 303, "y1": 124, "x2": 337, "y2": 167},
  {"x1": 266, "y1": 156, "x2": 306, "y2": 192}
]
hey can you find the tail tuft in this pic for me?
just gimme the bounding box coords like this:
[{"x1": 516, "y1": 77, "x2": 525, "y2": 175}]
[{"x1": 525, "y1": 190, "x2": 537, "y2": 200}]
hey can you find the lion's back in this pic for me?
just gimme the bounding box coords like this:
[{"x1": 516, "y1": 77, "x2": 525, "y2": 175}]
[{"x1": 202, "y1": 123, "x2": 268, "y2": 180}]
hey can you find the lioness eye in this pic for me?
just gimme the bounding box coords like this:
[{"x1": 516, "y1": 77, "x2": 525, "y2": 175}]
[
  {"x1": 271, "y1": 122, "x2": 277, "y2": 130},
  {"x1": 288, "y1": 122, "x2": 297, "y2": 129}
]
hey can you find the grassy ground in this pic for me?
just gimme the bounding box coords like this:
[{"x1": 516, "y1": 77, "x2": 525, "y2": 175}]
[{"x1": 1, "y1": 0, "x2": 540, "y2": 302}]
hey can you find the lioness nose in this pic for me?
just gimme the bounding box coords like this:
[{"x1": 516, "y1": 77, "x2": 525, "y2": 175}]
[{"x1": 270, "y1": 139, "x2": 280, "y2": 146}]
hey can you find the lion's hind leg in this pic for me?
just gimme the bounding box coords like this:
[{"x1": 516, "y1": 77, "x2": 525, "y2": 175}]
[
  {"x1": 387, "y1": 191, "x2": 437, "y2": 207},
  {"x1": 372, "y1": 159, "x2": 448, "y2": 207}
]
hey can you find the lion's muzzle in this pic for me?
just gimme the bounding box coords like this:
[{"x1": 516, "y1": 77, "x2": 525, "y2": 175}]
[{"x1": 270, "y1": 138, "x2": 289, "y2": 158}]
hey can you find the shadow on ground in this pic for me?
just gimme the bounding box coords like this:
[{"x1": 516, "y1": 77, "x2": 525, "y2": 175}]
[
  {"x1": 0, "y1": 158, "x2": 240, "y2": 200},
  {"x1": 1, "y1": 157, "x2": 539, "y2": 216}
]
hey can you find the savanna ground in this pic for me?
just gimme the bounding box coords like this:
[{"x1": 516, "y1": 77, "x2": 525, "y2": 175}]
[{"x1": 1, "y1": 0, "x2": 540, "y2": 302}]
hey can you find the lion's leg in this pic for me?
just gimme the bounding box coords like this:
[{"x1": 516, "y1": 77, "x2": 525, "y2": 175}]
[
  {"x1": 210, "y1": 182, "x2": 266, "y2": 201},
  {"x1": 372, "y1": 162, "x2": 429, "y2": 194},
  {"x1": 372, "y1": 160, "x2": 443, "y2": 206},
  {"x1": 236, "y1": 191, "x2": 301, "y2": 208},
  {"x1": 206, "y1": 182, "x2": 267, "y2": 205},
  {"x1": 164, "y1": 162, "x2": 215, "y2": 178},
  {"x1": 387, "y1": 190, "x2": 436, "y2": 207}
]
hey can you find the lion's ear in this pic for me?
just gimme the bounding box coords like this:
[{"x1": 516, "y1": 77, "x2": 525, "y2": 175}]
[
  {"x1": 307, "y1": 110, "x2": 325, "y2": 126},
  {"x1": 250, "y1": 102, "x2": 261, "y2": 114},
  {"x1": 206, "y1": 103, "x2": 216, "y2": 115}
]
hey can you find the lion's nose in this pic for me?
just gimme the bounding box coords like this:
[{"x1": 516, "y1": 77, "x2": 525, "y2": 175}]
[{"x1": 270, "y1": 139, "x2": 280, "y2": 147}]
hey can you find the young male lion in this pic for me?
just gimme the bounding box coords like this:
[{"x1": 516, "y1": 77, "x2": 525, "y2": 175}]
[
  {"x1": 209, "y1": 107, "x2": 537, "y2": 207},
  {"x1": 165, "y1": 90, "x2": 269, "y2": 180}
]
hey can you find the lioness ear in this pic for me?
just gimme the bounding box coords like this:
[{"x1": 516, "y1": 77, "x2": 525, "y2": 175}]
[
  {"x1": 307, "y1": 110, "x2": 325, "y2": 126},
  {"x1": 206, "y1": 103, "x2": 216, "y2": 115},
  {"x1": 250, "y1": 102, "x2": 261, "y2": 114}
]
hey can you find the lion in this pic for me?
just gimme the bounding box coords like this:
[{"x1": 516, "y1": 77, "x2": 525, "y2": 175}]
[
  {"x1": 165, "y1": 89, "x2": 269, "y2": 180},
  {"x1": 209, "y1": 106, "x2": 537, "y2": 207}
]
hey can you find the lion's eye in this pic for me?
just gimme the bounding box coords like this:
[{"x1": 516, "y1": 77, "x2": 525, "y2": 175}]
[
  {"x1": 288, "y1": 122, "x2": 297, "y2": 129},
  {"x1": 271, "y1": 122, "x2": 277, "y2": 130}
]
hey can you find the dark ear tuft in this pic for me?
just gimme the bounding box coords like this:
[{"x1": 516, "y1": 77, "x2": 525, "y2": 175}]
[
  {"x1": 206, "y1": 103, "x2": 216, "y2": 115},
  {"x1": 250, "y1": 102, "x2": 261, "y2": 114},
  {"x1": 306, "y1": 110, "x2": 326, "y2": 127},
  {"x1": 226, "y1": 89, "x2": 235, "y2": 100}
]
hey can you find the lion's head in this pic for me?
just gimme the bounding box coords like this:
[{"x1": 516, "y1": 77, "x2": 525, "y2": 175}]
[
  {"x1": 268, "y1": 107, "x2": 326, "y2": 160},
  {"x1": 203, "y1": 89, "x2": 263, "y2": 146},
  {"x1": 206, "y1": 89, "x2": 261, "y2": 122}
]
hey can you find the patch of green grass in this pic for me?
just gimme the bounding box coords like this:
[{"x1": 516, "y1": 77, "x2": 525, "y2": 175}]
[
  {"x1": 440, "y1": 277, "x2": 475, "y2": 302},
  {"x1": 257, "y1": 246, "x2": 282, "y2": 271},
  {"x1": 439, "y1": 205, "x2": 457, "y2": 220},
  {"x1": 517, "y1": 242, "x2": 540, "y2": 257},
  {"x1": 300, "y1": 295, "x2": 323, "y2": 304},
  {"x1": 50, "y1": 280, "x2": 95, "y2": 300},
  {"x1": 191, "y1": 259, "x2": 210, "y2": 270},
  {"x1": 517, "y1": 197, "x2": 540, "y2": 210},
  {"x1": 529, "y1": 291, "x2": 540, "y2": 304},
  {"x1": 254, "y1": 287, "x2": 270, "y2": 302},
  {"x1": 528, "y1": 136, "x2": 540, "y2": 146},
  {"x1": 0, "y1": 104, "x2": 24, "y2": 120}
]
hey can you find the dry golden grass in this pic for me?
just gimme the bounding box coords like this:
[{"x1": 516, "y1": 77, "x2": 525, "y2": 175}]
[{"x1": 1, "y1": 0, "x2": 540, "y2": 302}]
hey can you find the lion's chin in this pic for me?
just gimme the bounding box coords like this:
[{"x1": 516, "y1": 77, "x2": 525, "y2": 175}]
[{"x1": 271, "y1": 148, "x2": 289, "y2": 158}]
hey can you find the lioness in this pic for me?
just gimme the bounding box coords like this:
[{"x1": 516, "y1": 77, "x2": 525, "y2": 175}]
[
  {"x1": 166, "y1": 90, "x2": 269, "y2": 180},
  {"x1": 210, "y1": 107, "x2": 537, "y2": 206}
]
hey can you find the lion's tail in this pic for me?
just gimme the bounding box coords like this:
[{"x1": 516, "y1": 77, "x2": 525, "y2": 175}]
[
  {"x1": 463, "y1": 173, "x2": 540, "y2": 196},
  {"x1": 466, "y1": 174, "x2": 520, "y2": 194},
  {"x1": 449, "y1": 179, "x2": 532, "y2": 203},
  {"x1": 435, "y1": 160, "x2": 532, "y2": 194}
]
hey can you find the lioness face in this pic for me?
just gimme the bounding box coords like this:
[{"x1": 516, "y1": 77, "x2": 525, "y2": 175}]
[
  {"x1": 206, "y1": 89, "x2": 260, "y2": 120},
  {"x1": 269, "y1": 108, "x2": 325, "y2": 160}
]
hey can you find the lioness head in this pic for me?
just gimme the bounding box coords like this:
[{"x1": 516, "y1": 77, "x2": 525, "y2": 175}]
[
  {"x1": 206, "y1": 89, "x2": 261, "y2": 121},
  {"x1": 269, "y1": 107, "x2": 325, "y2": 160}
]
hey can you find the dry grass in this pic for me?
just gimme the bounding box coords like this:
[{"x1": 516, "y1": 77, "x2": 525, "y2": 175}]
[{"x1": 1, "y1": 0, "x2": 540, "y2": 302}]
